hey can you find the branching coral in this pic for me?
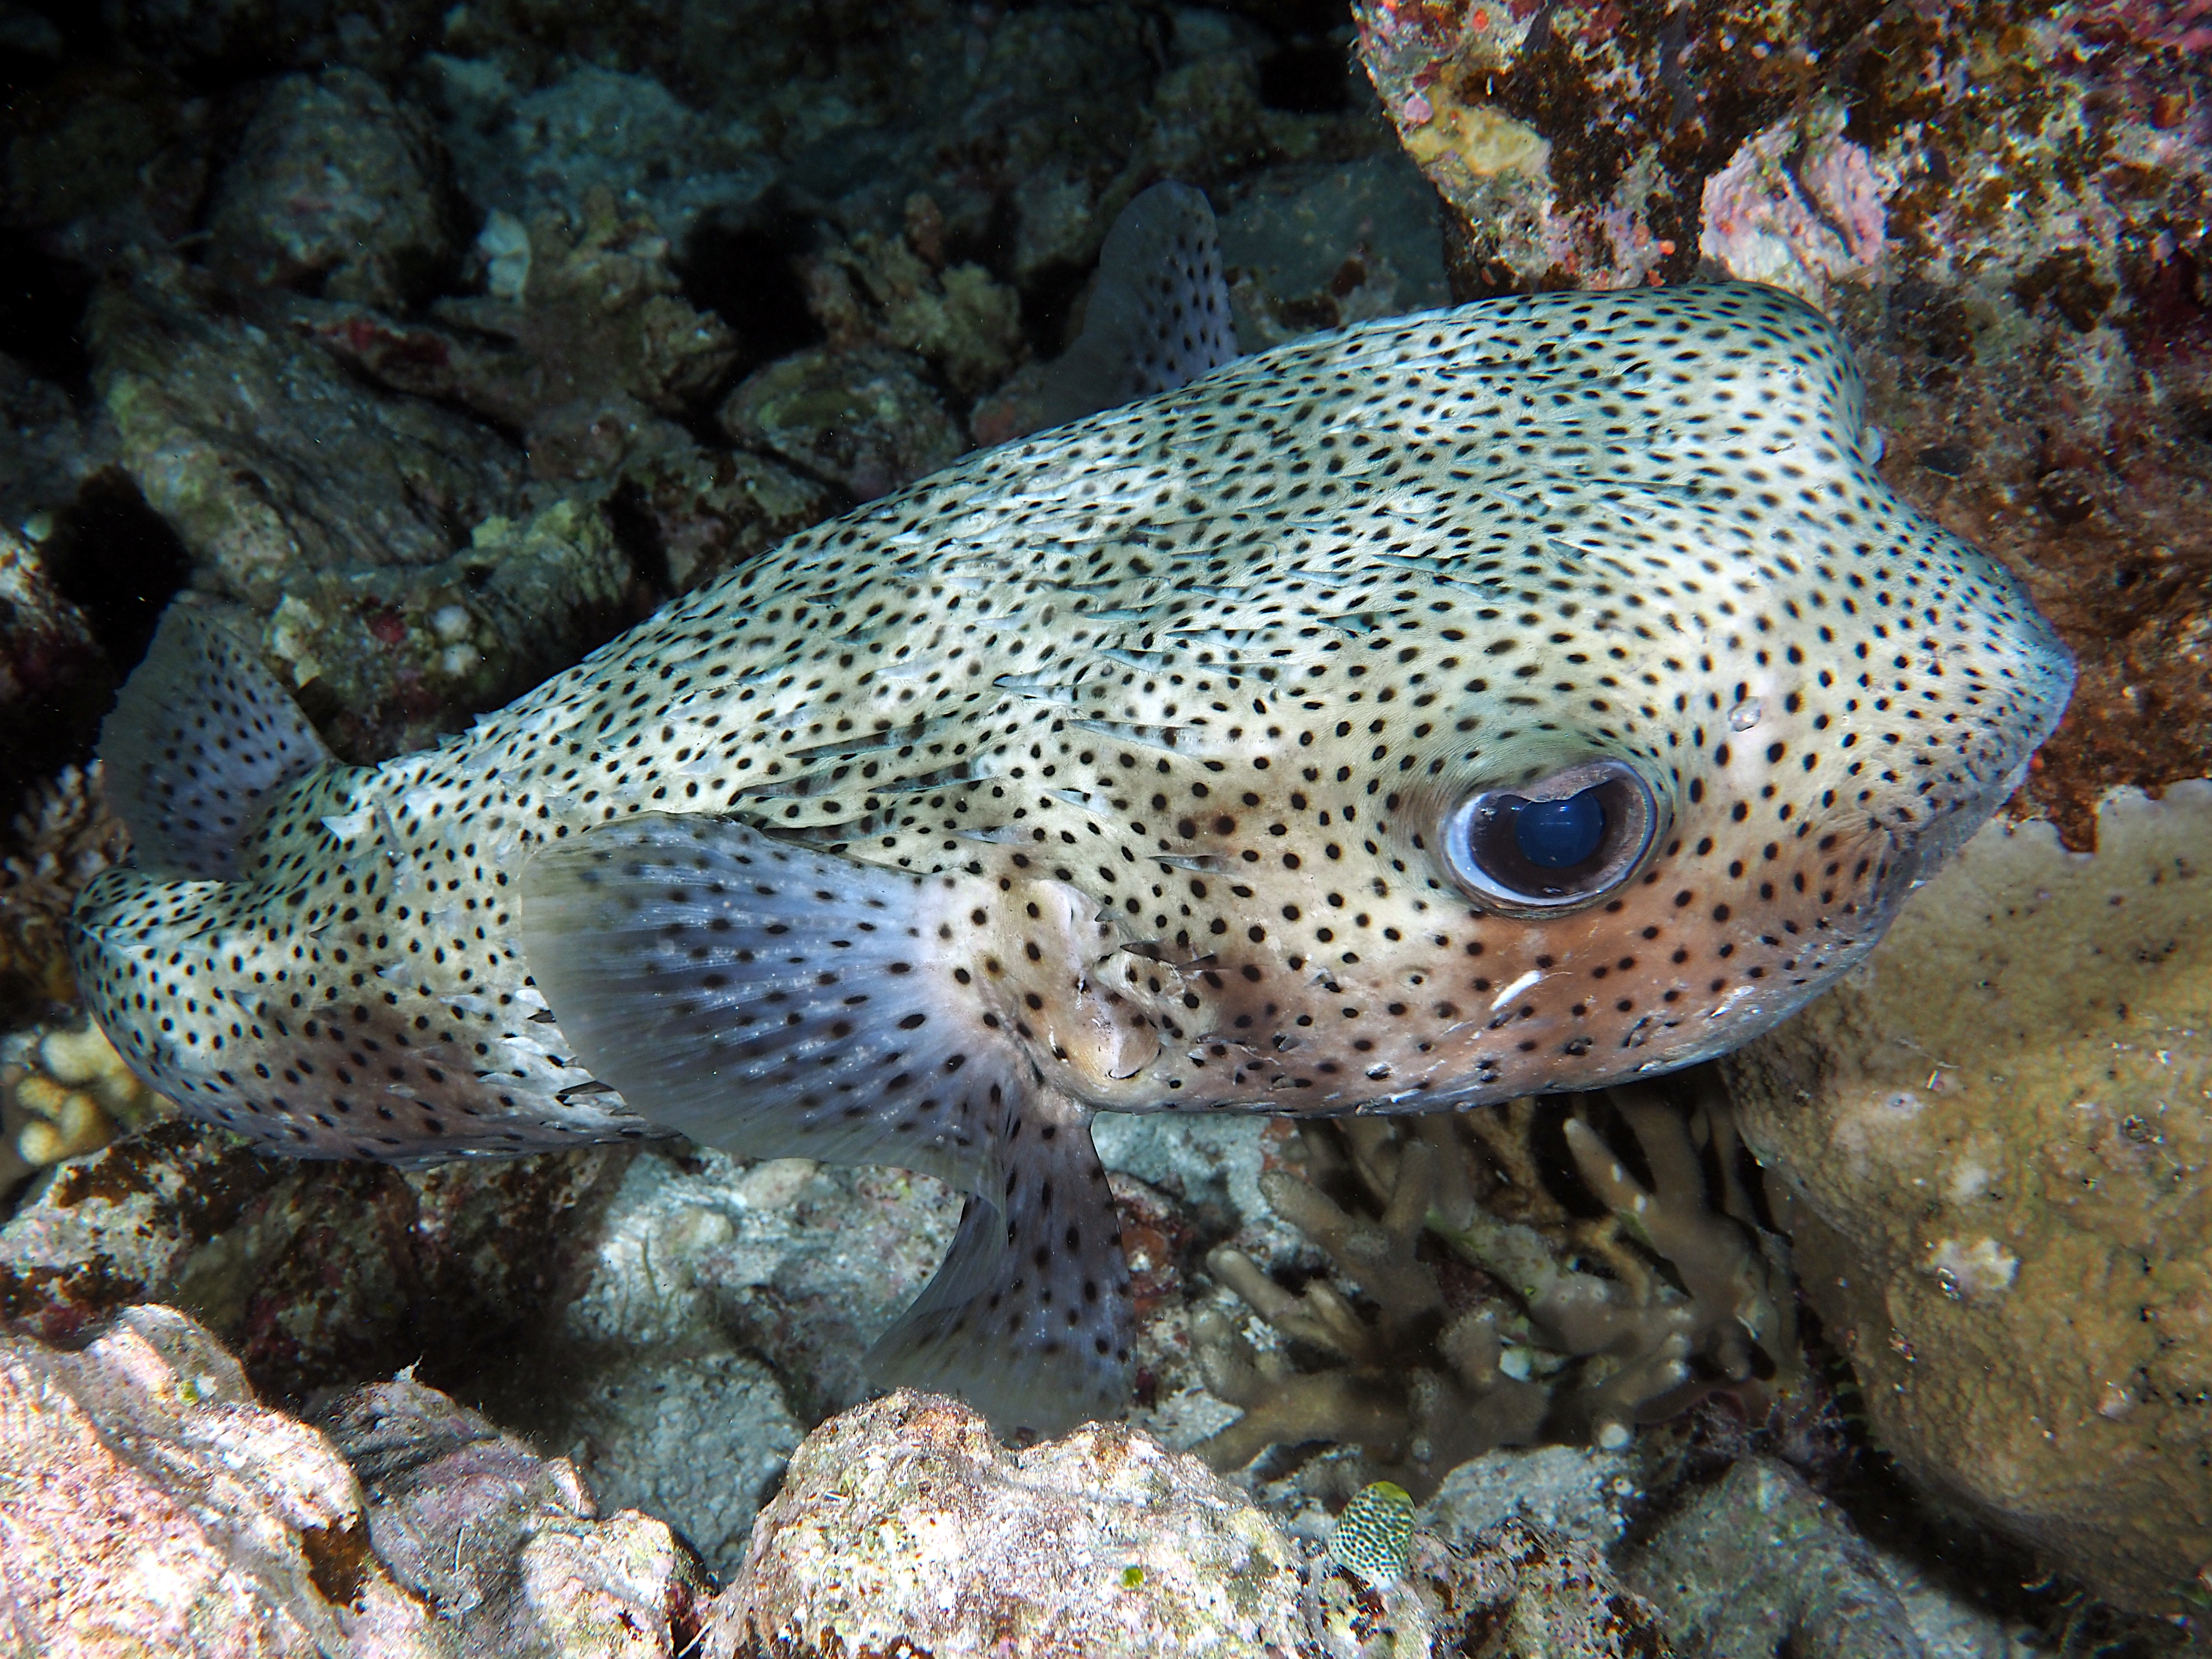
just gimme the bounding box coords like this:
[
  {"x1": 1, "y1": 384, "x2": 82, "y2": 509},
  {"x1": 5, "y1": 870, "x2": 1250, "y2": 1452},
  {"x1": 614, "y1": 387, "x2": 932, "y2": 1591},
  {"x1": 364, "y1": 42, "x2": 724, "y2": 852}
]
[
  {"x1": 2, "y1": 1020, "x2": 168, "y2": 1167},
  {"x1": 1193, "y1": 1077, "x2": 1800, "y2": 1494}
]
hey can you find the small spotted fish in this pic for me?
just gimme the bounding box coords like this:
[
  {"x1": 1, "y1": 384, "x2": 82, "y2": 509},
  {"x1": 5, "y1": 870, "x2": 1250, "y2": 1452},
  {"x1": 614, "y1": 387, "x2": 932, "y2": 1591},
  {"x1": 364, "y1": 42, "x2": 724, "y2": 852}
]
[
  {"x1": 1330, "y1": 1481, "x2": 1417, "y2": 1587},
  {"x1": 71, "y1": 184, "x2": 2073, "y2": 1435}
]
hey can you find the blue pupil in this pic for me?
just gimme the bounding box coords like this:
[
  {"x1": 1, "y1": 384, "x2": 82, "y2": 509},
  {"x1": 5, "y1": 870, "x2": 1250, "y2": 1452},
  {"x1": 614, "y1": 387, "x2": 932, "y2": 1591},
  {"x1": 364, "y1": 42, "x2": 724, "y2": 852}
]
[{"x1": 1512, "y1": 790, "x2": 1606, "y2": 870}]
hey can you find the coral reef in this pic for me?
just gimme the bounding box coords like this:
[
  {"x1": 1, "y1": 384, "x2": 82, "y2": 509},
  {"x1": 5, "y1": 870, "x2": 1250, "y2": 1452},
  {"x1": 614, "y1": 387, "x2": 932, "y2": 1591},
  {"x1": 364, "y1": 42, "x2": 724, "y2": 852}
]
[
  {"x1": 0, "y1": 762, "x2": 128, "y2": 1024},
  {"x1": 0, "y1": 1301, "x2": 711, "y2": 1657},
  {"x1": 1355, "y1": 0, "x2": 2212, "y2": 843},
  {"x1": 1, "y1": 1018, "x2": 167, "y2": 1177},
  {"x1": 1695, "y1": 106, "x2": 1886, "y2": 312},
  {"x1": 2, "y1": 63, "x2": 217, "y2": 261},
  {"x1": 204, "y1": 68, "x2": 463, "y2": 309},
  {"x1": 100, "y1": 0, "x2": 442, "y2": 79},
  {"x1": 0, "y1": 1115, "x2": 975, "y2": 1579},
  {"x1": 699, "y1": 1388, "x2": 1674, "y2": 1659},
  {"x1": 1192, "y1": 1085, "x2": 1802, "y2": 1494},
  {"x1": 609, "y1": 443, "x2": 835, "y2": 595},
  {"x1": 719, "y1": 343, "x2": 966, "y2": 501},
  {"x1": 1420, "y1": 1442, "x2": 1640, "y2": 1554},
  {"x1": 1725, "y1": 784, "x2": 2212, "y2": 1616},
  {"x1": 6, "y1": 0, "x2": 2179, "y2": 1645}
]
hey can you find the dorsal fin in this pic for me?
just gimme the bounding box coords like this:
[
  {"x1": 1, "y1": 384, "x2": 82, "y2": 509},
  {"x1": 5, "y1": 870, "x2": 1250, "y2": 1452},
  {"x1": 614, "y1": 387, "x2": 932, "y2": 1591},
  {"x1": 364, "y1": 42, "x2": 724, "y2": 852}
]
[
  {"x1": 1035, "y1": 179, "x2": 1241, "y2": 429},
  {"x1": 99, "y1": 606, "x2": 334, "y2": 880}
]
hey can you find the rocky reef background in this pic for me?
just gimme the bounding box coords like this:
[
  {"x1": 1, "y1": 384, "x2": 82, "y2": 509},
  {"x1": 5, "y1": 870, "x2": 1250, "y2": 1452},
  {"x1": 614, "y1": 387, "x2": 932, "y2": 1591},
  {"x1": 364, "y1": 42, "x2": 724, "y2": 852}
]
[{"x1": 0, "y1": 0, "x2": 2206, "y2": 1654}]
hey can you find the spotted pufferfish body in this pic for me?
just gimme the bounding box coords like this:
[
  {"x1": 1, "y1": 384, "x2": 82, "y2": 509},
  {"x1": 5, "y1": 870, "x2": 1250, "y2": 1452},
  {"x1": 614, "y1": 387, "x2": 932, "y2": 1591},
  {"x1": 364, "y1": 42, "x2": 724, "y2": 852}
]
[{"x1": 72, "y1": 280, "x2": 2073, "y2": 1433}]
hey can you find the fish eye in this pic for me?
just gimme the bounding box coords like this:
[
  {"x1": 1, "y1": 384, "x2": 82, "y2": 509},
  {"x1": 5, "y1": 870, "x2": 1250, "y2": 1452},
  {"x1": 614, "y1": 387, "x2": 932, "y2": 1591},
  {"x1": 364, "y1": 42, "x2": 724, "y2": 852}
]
[{"x1": 1440, "y1": 758, "x2": 1663, "y2": 915}]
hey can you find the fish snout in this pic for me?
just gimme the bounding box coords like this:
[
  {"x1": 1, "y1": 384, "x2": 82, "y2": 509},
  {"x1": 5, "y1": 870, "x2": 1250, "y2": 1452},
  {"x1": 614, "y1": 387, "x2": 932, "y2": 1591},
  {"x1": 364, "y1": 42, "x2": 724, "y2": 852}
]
[{"x1": 1900, "y1": 583, "x2": 2077, "y2": 882}]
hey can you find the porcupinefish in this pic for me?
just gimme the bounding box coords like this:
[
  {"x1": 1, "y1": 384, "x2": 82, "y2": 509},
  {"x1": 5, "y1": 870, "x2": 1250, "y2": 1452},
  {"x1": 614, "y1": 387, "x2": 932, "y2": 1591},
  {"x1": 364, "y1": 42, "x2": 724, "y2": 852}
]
[{"x1": 70, "y1": 187, "x2": 2073, "y2": 1434}]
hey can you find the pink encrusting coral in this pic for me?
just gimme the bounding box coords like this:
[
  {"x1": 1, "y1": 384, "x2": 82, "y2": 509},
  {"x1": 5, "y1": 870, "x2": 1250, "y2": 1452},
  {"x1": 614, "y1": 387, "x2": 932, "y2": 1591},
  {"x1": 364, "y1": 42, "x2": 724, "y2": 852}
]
[
  {"x1": 2100, "y1": 0, "x2": 2212, "y2": 52},
  {"x1": 1698, "y1": 107, "x2": 1891, "y2": 306}
]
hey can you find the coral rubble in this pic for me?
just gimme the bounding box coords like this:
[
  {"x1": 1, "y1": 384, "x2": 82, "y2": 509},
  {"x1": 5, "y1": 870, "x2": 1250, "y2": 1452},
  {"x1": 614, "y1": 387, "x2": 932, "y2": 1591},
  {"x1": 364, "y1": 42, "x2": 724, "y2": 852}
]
[
  {"x1": 1625, "y1": 1459, "x2": 1929, "y2": 1659},
  {"x1": 485, "y1": 1145, "x2": 966, "y2": 1576},
  {"x1": 719, "y1": 342, "x2": 966, "y2": 502},
  {"x1": 255, "y1": 499, "x2": 634, "y2": 762},
  {"x1": 0, "y1": 1121, "x2": 632, "y2": 1399},
  {"x1": 312, "y1": 1375, "x2": 714, "y2": 1654},
  {"x1": 204, "y1": 68, "x2": 464, "y2": 310},
  {"x1": 301, "y1": 188, "x2": 741, "y2": 478},
  {"x1": 0, "y1": 527, "x2": 110, "y2": 819},
  {"x1": 89, "y1": 273, "x2": 522, "y2": 611},
  {"x1": 1727, "y1": 783, "x2": 2212, "y2": 1616},
  {"x1": 0, "y1": 354, "x2": 116, "y2": 540}
]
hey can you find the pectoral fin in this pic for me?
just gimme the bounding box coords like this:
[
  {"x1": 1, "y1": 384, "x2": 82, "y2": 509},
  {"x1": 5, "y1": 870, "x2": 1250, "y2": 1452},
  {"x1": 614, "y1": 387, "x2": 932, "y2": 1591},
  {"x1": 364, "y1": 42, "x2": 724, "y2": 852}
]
[{"x1": 519, "y1": 812, "x2": 1133, "y2": 1435}]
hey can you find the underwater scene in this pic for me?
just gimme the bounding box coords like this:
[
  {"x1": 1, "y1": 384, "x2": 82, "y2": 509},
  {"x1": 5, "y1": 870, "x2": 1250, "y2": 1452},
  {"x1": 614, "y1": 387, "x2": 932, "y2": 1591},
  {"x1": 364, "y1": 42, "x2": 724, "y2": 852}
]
[{"x1": 0, "y1": 0, "x2": 2206, "y2": 1653}]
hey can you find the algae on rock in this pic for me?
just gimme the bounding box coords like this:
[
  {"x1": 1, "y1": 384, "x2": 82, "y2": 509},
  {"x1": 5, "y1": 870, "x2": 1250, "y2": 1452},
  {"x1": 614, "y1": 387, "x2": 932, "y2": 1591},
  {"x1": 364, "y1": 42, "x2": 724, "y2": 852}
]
[
  {"x1": 90, "y1": 273, "x2": 522, "y2": 609},
  {"x1": 1726, "y1": 783, "x2": 2212, "y2": 1617}
]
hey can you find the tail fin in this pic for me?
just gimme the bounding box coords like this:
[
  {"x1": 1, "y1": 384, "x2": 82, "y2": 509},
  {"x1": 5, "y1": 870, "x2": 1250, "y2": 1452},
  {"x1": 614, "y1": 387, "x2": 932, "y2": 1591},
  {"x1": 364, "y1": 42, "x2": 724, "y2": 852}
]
[{"x1": 100, "y1": 607, "x2": 332, "y2": 880}]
